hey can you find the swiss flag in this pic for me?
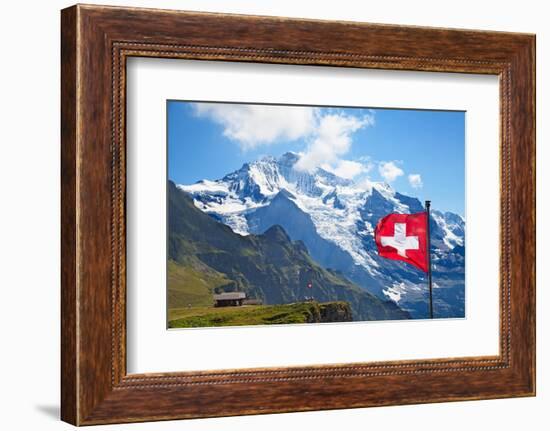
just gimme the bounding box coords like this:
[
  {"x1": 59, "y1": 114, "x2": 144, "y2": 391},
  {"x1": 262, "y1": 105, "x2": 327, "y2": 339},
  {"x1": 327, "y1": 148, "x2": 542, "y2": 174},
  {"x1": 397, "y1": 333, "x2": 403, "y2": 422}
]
[{"x1": 374, "y1": 212, "x2": 429, "y2": 272}]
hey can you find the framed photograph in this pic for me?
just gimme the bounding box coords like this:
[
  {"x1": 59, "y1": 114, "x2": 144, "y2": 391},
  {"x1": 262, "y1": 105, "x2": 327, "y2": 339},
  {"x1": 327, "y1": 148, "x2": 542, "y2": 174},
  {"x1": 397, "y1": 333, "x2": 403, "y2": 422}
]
[
  {"x1": 165, "y1": 100, "x2": 463, "y2": 329},
  {"x1": 61, "y1": 4, "x2": 535, "y2": 425}
]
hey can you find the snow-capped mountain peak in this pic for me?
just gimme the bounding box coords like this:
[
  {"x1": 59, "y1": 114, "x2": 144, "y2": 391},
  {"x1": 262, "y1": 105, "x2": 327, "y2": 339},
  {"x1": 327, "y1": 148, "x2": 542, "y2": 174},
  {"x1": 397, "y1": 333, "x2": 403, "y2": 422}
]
[{"x1": 178, "y1": 152, "x2": 461, "y2": 246}]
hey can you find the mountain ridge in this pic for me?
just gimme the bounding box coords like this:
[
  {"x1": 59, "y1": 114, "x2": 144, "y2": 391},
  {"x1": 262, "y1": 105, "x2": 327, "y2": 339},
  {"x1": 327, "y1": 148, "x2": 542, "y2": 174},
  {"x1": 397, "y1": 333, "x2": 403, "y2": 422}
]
[
  {"x1": 177, "y1": 152, "x2": 465, "y2": 318},
  {"x1": 168, "y1": 181, "x2": 409, "y2": 321}
]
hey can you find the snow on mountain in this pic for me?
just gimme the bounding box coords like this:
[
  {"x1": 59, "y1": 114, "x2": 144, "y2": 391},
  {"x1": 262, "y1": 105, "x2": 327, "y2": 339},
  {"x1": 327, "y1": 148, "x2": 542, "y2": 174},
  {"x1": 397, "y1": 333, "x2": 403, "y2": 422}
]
[{"x1": 177, "y1": 152, "x2": 465, "y2": 318}]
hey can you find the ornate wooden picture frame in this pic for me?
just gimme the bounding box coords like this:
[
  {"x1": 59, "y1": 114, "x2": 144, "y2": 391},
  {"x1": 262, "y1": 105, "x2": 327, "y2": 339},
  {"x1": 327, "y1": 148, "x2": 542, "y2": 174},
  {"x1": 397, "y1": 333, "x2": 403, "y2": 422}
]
[{"x1": 61, "y1": 4, "x2": 535, "y2": 425}]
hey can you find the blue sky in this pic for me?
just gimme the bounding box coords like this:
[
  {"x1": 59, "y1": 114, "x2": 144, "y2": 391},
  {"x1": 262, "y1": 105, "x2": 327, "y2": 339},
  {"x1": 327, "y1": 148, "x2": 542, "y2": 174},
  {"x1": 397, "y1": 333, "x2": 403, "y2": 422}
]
[{"x1": 168, "y1": 101, "x2": 465, "y2": 215}]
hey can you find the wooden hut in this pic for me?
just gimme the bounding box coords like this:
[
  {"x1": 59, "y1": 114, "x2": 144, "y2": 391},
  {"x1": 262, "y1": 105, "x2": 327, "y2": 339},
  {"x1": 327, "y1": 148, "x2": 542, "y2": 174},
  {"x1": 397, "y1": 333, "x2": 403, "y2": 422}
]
[{"x1": 213, "y1": 292, "x2": 246, "y2": 307}]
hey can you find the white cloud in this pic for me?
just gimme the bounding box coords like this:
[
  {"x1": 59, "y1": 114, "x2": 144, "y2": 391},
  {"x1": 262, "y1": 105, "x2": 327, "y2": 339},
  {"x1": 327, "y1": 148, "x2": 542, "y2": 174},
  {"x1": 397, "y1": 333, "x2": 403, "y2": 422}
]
[
  {"x1": 192, "y1": 103, "x2": 316, "y2": 150},
  {"x1": 294, "y1": 112, "x2": 374, "y2": 173},
  {"x1": 322, "y1": 159, "x2": 369, "y2": 180},
  {"x1": 408, "y1": 173, "x2": 423, "y2": 189},
  {"x1": 192, "y1": 103, "x2": 375, "y2": 179},
  {"x1": 378, "y1": 161, "x2": 404, "y2": 182}
]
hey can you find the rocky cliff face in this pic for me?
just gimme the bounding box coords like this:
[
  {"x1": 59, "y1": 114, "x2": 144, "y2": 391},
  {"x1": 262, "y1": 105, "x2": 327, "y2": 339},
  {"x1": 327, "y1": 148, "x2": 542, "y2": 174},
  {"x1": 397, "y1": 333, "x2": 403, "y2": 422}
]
[{"x1": 315, "y1": 302, "x2": 353, "y2": 323}]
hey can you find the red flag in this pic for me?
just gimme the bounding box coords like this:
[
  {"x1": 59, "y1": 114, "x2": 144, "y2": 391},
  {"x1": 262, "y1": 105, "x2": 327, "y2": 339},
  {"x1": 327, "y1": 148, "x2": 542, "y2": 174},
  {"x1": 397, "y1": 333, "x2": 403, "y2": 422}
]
[{"x1": 374, "y1": 212, "x2": 429, "y2": 272}]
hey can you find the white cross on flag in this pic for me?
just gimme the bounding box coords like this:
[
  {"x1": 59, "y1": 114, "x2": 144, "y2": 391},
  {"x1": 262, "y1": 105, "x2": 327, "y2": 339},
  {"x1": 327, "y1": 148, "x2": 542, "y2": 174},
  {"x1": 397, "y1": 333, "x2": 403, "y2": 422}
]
[{"x1": 374, "y1": 212, "x2": 429, "y2": 272}]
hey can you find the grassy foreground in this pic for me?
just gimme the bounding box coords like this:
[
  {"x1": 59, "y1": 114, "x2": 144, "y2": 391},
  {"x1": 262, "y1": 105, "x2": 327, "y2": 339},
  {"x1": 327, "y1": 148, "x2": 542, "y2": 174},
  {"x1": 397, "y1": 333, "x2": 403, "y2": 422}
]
[{"x1": 168, "y1": 301, "x2": 352, "y2": 328}]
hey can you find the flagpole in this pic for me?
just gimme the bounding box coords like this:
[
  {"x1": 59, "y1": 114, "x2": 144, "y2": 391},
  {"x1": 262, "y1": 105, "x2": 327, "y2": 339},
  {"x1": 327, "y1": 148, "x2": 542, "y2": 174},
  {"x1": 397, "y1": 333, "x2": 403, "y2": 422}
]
[{"x1": 425, "y1": 200, "x2": 434, "y2": 319}]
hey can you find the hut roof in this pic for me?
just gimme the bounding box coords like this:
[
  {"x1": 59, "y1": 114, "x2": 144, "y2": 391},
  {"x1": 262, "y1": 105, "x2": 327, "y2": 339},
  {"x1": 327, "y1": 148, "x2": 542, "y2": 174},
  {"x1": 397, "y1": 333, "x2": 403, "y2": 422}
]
[{"x1": 213, "y1": 292, "x2": 246, "y2": 301}]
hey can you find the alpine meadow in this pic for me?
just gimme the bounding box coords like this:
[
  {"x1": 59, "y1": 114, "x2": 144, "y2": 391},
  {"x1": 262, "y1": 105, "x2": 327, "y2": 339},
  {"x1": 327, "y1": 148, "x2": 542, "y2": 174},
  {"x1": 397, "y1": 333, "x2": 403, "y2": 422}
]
[{"x1": 167, "y1": 101, "x2": 465, "y2": 329}]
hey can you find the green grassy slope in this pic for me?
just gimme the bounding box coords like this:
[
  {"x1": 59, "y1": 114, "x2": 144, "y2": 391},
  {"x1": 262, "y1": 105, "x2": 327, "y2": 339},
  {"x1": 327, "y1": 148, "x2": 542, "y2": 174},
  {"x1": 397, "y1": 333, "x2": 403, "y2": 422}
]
[
  {"x1": 168, "y1": 301, "x2": 352, "y2": 328},
  {"x1": 167, "y1": 259, "x2": 230, "y2": 308}
]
